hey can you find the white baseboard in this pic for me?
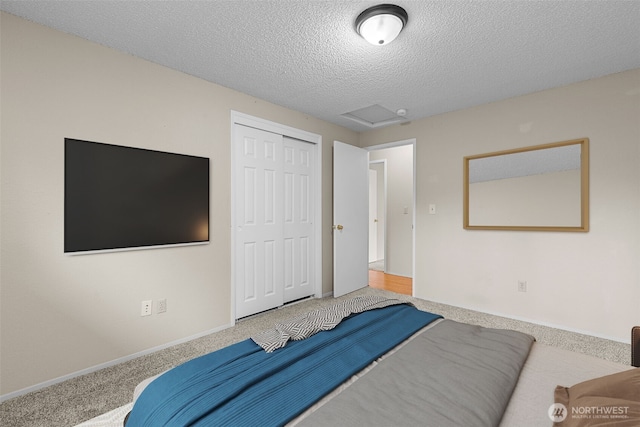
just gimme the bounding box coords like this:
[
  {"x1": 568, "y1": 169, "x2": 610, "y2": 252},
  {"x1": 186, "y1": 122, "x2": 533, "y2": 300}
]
[{"x1": 0, "y1": 323, "x2": 233, "y2": 403}]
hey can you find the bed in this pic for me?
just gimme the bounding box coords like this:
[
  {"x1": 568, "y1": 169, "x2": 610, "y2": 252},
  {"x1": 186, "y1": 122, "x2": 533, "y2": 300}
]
[{"x1": 123, "y1": 296, "x2": 639, "y2": 426}]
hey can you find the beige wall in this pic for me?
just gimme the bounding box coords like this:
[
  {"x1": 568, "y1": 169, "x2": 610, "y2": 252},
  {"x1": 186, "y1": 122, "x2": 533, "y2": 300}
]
[
  {"x1": 0, "y1": 13, "x2": 357, "y2": 396},
  {"x1": 360, "y1": 68, "x2": 640, "y2": 344}
]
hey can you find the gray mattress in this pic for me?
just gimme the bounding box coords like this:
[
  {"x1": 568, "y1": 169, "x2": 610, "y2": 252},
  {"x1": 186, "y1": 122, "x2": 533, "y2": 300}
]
[{"x1": 296, "y1": 319, "x2": 534, "y2": 427}]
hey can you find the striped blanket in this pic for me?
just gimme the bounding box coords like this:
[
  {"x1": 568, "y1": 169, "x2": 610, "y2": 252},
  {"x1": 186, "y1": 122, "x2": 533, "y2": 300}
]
[{"x1": 251, "y1": 295, "x2": 412, "y2": 352}]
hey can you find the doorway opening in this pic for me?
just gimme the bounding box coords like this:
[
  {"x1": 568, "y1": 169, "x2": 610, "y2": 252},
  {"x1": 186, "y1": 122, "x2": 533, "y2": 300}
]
[{"x1": 366, "y1": 140, "x2": 415, "y2": 296}]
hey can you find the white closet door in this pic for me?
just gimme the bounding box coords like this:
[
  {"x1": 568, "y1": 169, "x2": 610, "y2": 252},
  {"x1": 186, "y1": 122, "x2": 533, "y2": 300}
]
[
  {"x1": 234, "y1": 125, "x2": 284, "y2": 318},
  {"x1": 283, "y1": 137, "x2": 315, "y2": 303}
]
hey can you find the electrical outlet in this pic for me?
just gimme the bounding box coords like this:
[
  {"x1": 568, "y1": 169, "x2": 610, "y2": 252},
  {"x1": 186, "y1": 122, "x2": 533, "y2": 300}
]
[
  {"x1": 517, "y1": 281, "x2": 527, "y2": 292},
  {"x1": 157, "y1": 298, "x2": 167, "y2": 314},
  {"x1": 141, "y1": 300, "x2": 152, "y2": 316}
]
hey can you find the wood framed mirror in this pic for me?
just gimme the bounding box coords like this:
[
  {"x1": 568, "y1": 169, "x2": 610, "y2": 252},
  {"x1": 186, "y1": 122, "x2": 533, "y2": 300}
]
[{"x1": 463, "y1": 138, "x2": 589, "y2": 232}]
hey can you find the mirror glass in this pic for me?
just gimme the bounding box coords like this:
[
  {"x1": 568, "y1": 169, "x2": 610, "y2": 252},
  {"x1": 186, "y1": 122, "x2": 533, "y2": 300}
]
[{"x1": 464, "y1": 139, "x2": 589, "y2": 231}]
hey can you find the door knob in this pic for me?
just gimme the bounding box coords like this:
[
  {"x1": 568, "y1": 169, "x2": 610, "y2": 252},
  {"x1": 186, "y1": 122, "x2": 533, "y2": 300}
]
[{"x1": 333, "y1": 224, "x2": 344, "y2": 230}]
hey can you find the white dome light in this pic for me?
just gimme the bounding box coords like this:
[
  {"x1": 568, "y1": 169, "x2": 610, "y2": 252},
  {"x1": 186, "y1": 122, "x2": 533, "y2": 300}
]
[{"x1": 356, "y1": 4, "x2": 408, "y2": 46}]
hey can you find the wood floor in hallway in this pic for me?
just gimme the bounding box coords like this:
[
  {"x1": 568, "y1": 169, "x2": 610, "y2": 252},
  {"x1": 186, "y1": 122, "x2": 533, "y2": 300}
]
[{"x1": 368, "y1": 270, "x2": 412, "y2": 295}]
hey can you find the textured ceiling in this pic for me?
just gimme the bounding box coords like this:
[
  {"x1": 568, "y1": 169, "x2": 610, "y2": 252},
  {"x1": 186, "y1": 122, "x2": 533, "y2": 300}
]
[{"x1": 2, "y1": 1, "x2": 639, "y2": 132}]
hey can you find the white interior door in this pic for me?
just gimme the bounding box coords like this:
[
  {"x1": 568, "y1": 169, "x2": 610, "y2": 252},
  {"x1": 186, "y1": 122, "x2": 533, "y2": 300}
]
[
  {"x1": 283, "y1": 137, "x2": 315, "y2": 303},
  {"x1": 368, "y1": 169, "x2": 378, "y2": 263},
  {"x1": 234, "y1": 125, "x2": 284, "y2": 318},
  {"x1": 333, "y1": 141, "x2": 369, "y2": 298}
]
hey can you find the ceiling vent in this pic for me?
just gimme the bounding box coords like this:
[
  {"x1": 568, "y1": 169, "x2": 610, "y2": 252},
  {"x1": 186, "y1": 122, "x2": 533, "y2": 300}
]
[{"x1": 341, "y1": 104, "x2": 407, "y2": 128}]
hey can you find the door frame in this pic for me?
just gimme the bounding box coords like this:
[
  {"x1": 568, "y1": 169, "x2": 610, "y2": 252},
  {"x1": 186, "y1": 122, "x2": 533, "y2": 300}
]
[
  {"x1": 365, "y1": 138, "x2": 416, "y2": 295},
  {"x1": 230, "y1": 111, "x2": 323, "y2": 322}
]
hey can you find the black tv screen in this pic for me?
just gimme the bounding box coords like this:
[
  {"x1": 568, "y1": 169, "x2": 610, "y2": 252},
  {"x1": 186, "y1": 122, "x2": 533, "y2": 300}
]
[{"x1": 65, "y1": 138, "x2": 209, "y2": 254}]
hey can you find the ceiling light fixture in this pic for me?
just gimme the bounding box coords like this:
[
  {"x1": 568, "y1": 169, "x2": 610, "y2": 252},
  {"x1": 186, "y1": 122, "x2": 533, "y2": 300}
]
[{"x1": 355, "y1": 4, "x2": 408, "y2": 46}]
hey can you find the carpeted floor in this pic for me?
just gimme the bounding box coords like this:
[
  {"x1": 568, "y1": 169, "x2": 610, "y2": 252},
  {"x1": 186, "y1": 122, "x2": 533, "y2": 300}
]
[
  {"x1": 368, "y1": 259, "x2": 384, "y2": 271},
  {"x1": 0, "y1": 287, "x2": 631, "y2": 427}
]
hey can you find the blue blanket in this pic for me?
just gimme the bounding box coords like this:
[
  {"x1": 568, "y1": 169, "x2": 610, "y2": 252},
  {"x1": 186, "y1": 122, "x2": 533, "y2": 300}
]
[{"x1": 126, "y1": 304, "x2": 441, "y2": 426}]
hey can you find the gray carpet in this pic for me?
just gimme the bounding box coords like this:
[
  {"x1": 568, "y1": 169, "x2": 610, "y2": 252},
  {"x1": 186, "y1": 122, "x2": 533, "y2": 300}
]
[
  {"x1": 368, "y1": 259, "x2": 384, "y2": 271},
  {"x1": 0, "y1": 287, "x2": 631, "y2": 427}
]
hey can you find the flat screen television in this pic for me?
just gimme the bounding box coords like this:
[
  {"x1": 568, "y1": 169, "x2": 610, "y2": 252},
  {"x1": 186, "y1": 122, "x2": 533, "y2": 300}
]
[{"x1": 65, "y1": 138, "x2": 209, "y2": 254}]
